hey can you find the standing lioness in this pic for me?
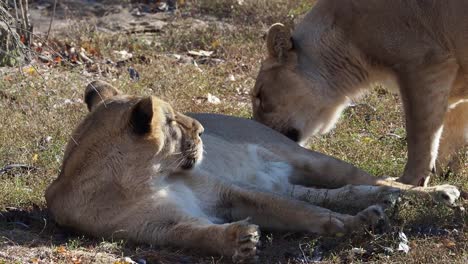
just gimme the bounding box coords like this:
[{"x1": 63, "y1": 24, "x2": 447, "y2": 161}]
[
  {"x1": 46, "y1": 81, "x2": 459, "y2": 262},
  {"x1": 252, "y1": 0, "x2": 468, "y2": 186}
]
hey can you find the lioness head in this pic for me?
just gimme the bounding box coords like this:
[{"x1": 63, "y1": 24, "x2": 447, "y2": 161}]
[
  {"x1": 252, "y1": 23, "x2": 348, "y2": 144},
  {"x1": 46, "y1": 81, "x2": 204, "y2": 230},
  {"x1": 80, "y1": 81, "x2": 204, "y2": 172}
]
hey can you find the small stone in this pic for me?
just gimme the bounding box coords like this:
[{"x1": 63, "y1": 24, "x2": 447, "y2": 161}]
[
  {"x1": 351, "y1": 247, "x2": 366, "y2": 254},
  {"x1": 123, "y1": 257, "x2": 137, "y2": 263},
  {"x1": 128, "y1": 67, "x2": 140, "y2": 81},
  {"x1": 382, "y1": 247, "x2": 394, "y2": 255},
  {"x1": 207, "y1": 93, "x2": 221, "y2": 104}
]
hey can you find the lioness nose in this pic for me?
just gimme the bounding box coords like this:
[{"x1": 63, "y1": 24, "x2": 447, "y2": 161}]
[{"x1": 284, "y1": 128, "x2": 300, "y2": 142}]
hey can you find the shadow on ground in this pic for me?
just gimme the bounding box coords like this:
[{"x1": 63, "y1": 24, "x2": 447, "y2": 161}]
[{"x1": 0, "y1": 204, "x2": 466, "y2": 263}]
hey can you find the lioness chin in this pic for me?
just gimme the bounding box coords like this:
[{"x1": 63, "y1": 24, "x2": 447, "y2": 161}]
[
  {"x1": 46, "y1": 81, "x2": 459, "y2": 263},
  {"x1": 252, "y1": 0, "x2": 468, "y2": 186}
]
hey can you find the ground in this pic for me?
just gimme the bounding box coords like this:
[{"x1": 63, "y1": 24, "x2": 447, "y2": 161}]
[{"x1": 0, "y1": 0, "x2": 467, "y2": 263}]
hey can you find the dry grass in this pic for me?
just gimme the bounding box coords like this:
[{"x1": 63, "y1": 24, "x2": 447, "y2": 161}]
[{"x1": 0, "y1": 0, "x2": 466, "y2": 263}]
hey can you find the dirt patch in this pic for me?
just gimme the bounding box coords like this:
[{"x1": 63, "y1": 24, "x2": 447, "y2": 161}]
[{"x1": 30, "y1": 0, "x2": 170, "y2": 35}]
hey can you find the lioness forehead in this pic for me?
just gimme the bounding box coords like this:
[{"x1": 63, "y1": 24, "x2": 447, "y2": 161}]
[{"x1": 93, "y1": 95, "x2": 171, "y2": 115}]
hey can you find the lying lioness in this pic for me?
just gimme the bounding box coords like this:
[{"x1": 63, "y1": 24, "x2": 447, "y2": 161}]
[
  {"x1": 252, "y1": 0, "x2": 468, "y2": 186},
  {"x1": 46, "y1": 81, "x2": 459, "y2": 262}
]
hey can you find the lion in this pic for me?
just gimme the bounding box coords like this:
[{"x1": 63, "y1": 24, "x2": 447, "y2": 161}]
[
  {"x1": 251, "y1": 0, "x2": 468, "y2": 186},
  {"x1": 46, "y1": 81, "x2": 460, "y2": 262}
]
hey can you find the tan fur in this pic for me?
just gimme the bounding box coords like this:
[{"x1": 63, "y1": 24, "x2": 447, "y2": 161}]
[
  {"x1": 46, "y1": 81, "x2": 460, "y2": 262},
  {"x1": 252, "y1": 0, "x2": 468, "y2": 186},
  {"x1": 437, "y1": 102, "x2": 468, "y2": 174}
]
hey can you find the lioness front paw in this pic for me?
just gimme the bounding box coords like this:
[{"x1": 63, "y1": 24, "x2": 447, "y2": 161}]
[
  {"x1": 348, "y1": 205, "x2": 387, "y2": 232},
  {"x1": 365, "y1": 186, "x2": 401, "y2": 208},
  {"x1": 337, "y1": 185, "x2": 401, "y2": 210},
  {"x1": 226, "y1": 219, "x2": 260, "y2": 263},
  {"x1": 431, "y1": 184, "x2": 460, "y2": 207}
]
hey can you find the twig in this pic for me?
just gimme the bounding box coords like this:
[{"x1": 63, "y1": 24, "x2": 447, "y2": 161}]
[
  {"x1": 378, "y1": 133, "x2": 405, "y2": 141},
  {"x1": 12, "y1": 221, "x2": 30, "y2": 229},
  {"x1": 18, "y1": 0, "x2": 26, "y2": 38},
  {"x1": 298, "y1": 243, "x2": 310, "y2": 262},
  {"x1": 7, "y1": 25, "x2": 68, "y2": 61},
  {"x1": 0, "y1": 9, "x2": 21, "y2": 43},
  {"x1": 386, "y1": 133, "x2": 403, "y2": 139},
  {"x1": 0, "y1": 164, "x2": 36, "y2": 175},
  {"x1": 19, "y1": 0, "x2": 31, "y2": 44},
  {"x1": 0, "y1": 48, "x2": 23, "y2": 59},
  {"x1": 12, "y1": 0, "x2": 19, "y2": 21},
  {"x1": 24, "y1": 0, "x2": 31, "y2": 46},
  {"x1": 38, "y1": 217, "x2": 47, "y2": 235},
  {"x1": 0, "y1": 6, "x2": 29, "y2": 63},
  {"x1": 348, "y1": 102, "x2": 377, "y2": 112},
  {"x1": 45, "y1": 0, "x2": 57, "y2": 42}
]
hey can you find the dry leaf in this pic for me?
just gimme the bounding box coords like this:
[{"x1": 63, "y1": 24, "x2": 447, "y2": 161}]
[
  {"x1": 211, "y1": 39, "x2": 221, "y2": 49},
  {"x1": 70, "y1": 54, "x2": 78, "y2": 63},
  {"x1": 55, "y1": 245, "x2": 67, "y2": 254},
  {"x1": 24, "y1": 66, "x2": 37, "y2": 76},
  {"x1": 441, "y1": 238, "x2": 456, "y2": 249}
]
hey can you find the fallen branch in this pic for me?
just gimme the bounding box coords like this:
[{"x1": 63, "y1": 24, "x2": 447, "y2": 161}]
[
  {"x1": 45, "y1": 0, "x2": 57, "y2": 42},
  {"x1": 0, "y1": 163, "x2": 36, "y2": 175}
]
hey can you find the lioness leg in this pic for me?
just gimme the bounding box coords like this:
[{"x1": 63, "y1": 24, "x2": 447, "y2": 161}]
[
  {"x1": 124, "y1": 207, "x2": 261, "y2": 263},
  {"x1": 397, "y1": 59, "x2": 459, "y2": 186},
  {"x1": 437, "y1": 102, "x2": 468, "y2": 174},
  {"x1": 291, "y1": 185, "x2": 400, "y2": 210},
  {"x1": 281, "y1": 151, "x2": 460, "y2": 206},
  {"x1": 292, "y1": 182, "x2": 459, "y2": 208},
  {"x1": 283, "y1": 150, "x2": 383, "y2": 188},
  {"x1": 222, "y1": 185, "x2": 386, "y2": 235}
]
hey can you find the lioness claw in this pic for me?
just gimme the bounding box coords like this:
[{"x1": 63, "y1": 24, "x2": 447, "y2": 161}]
[{"x1": 229, "y1": 220, "x2": 260, "y2": 263}]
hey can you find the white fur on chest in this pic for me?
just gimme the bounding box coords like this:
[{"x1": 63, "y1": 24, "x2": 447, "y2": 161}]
[
  {"x1": 152, "y1": 179, "x2": 220, "y2": 223},
  {"x1": 241, "y1": 144, "x2": 292, "y2": 193}
]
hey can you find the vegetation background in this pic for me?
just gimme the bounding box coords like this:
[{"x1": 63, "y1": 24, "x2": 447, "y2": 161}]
[{"x1": 0, "y1": 0, "x2": 466, "y2": 263}]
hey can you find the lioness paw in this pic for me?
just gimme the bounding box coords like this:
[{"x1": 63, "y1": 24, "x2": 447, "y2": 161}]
[
  {"x1": 352, "y1": 186, "x2": 401, "y2": 209},
  {"x1": 431, "y1": 184, "x2": 460, "y2": 207},
  {"x1": 351, "y1": 205, "x2": 387, "y2": 232},
  {"x1": 332, "y1": 185, "x2": 401, "y2": 210},
  {"x1": 377, "y1": 187, "x2": 401, "y2": 208},
  {"x1": 226, "y1": 219, "x2": 260, "y2": 263}
]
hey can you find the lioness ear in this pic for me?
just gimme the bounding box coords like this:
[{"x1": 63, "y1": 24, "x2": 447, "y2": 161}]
[
  {"x1": 130, "y1": 97, "x2": 153, "y2": 135},
  {"x1": 266, "y1": 23, "x2": 293, "y2": 61},
  {"x1": 84, "y1": 81, "x2": 122, "y2": 112}
]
